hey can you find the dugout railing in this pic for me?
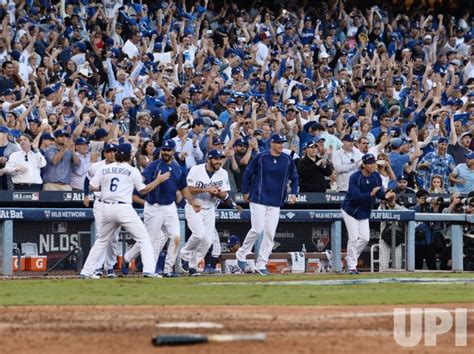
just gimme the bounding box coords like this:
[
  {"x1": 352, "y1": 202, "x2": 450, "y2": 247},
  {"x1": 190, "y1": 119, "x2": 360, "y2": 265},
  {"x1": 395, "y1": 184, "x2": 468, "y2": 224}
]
[{"x1": 0, "y1": 208, "x2": 470, "y2": 276}]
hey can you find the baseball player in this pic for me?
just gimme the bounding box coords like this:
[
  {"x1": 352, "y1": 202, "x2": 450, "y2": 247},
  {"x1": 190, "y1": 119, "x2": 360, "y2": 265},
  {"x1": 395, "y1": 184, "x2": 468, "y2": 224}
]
[
  {"x1": 341, "y1": 154, "x2": 396, "y2": 274},
  {"x1": 83, "y1": 143, "x2": 121, "y2": 278},
  {"x1": 122, "y1": 139, "x2": 201, "y2": 277},
  {"x1": 180, "y1": 149, "x2": 237, "y2": 275},
  {"x1": 236, "y1": 133, "x2": 299, "y2": 276},
  {"x1": 80, "y1": 143, "x2": 170, "y2": 279}
]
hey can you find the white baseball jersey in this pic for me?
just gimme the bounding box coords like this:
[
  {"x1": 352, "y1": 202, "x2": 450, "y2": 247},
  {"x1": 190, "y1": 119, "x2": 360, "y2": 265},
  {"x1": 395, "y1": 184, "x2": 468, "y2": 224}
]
[
  {"x1": 90, "y1": 162, "x2": 145, "y2": 204},
  {"x1": 186, "y1": 164, "x2": 230, "y2": 209},
  {"x1": 87, "y1": 160, "x2": 107, "y2": 199}
]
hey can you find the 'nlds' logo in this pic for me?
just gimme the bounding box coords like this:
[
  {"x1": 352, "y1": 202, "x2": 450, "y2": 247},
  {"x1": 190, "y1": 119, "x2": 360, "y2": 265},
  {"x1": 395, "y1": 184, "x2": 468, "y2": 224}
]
[{"x1": 312, "y1": 228, "x2": 330, "y2": 251}]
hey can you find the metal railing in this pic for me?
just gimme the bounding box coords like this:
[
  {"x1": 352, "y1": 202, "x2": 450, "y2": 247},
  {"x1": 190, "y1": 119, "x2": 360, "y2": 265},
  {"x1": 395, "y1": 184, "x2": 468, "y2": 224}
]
[{"x1": 0, "y1": 208, "x2": 471, "y2": 276}]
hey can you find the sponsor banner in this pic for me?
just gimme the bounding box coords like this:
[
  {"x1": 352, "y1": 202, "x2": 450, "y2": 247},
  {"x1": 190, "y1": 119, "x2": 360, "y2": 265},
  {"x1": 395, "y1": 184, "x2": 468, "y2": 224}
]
[
  {"x1": 0, "y1": 208, "x2": 416, "y2": 222},
  {"x1": 12, "y1": 192, "x2": 40, "y2": 201}
]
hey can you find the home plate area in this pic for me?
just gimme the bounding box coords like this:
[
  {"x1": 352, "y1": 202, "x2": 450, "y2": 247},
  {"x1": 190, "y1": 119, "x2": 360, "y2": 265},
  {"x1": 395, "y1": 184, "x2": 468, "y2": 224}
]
[{"x1": 0, "y1": 305, "x2": 472, "y2": 354}]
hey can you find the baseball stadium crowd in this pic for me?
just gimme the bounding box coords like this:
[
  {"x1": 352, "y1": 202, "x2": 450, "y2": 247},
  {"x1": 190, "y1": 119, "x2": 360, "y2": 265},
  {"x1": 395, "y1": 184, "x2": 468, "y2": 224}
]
[
  {"x1": 0, "y1": 0, "x2": 471, "y2": 273},
  {"x1": 0, "y1": 4, "x2": 472, "y2": 196}
]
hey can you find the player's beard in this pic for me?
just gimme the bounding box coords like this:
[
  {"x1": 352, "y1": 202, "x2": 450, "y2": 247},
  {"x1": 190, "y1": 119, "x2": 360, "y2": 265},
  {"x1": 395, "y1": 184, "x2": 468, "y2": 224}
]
[
  {"x1": 161, "y1": 151, "x2": 173, "y2": 162},
  {"x1": 209, "y1": 159, "x2": 222, "y2": 171}
]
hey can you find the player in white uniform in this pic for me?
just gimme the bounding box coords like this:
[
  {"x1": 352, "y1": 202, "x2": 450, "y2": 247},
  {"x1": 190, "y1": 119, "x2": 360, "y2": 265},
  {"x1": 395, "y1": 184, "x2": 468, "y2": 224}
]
[
  {"x1": 83, "y1": 143, "x2": 121, "y2": 278},
  {"x1": 80, "y1": 143, "x2": 170, "y2": 279},
  {"x1": 180, "y1": 149, "x2": 236, "y2": 275},
  {"x1": 122, "y1": 139, "x2": 201, "y2": 277}
]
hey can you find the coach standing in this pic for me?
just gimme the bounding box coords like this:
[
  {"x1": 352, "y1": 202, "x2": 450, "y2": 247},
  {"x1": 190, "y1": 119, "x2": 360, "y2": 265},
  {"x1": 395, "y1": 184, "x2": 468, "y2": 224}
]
[
  {"x1": 341, "y1": 154, "x2": 396, "y2": 274},
  {"x1": 236, "y1": 133, "x2": 299, "y2": 276}
]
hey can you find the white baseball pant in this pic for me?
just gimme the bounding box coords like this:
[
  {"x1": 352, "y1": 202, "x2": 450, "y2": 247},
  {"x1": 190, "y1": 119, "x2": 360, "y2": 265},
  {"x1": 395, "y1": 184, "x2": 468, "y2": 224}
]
[
  {"x1": 341, "y1": 209, "x2": 370, "y2": 270},
  {"x1": 181, "y1": 205, "x2": 216, "y2": 269},
  {"x1": 125, "y1": 202, "x2": 181, "y2": 273},
  {"x1": 236, "y1": 202, "x2": 280, "y2": 269},
  {"x1": 81, "y1": 203, "x2": 155, "y2": 276},
  {"x1": 211, "y1": 230, "x2": 222, "y2": 258},
  {"x1": 92, "y1": 200, "x2": 121, "y2": 271}
]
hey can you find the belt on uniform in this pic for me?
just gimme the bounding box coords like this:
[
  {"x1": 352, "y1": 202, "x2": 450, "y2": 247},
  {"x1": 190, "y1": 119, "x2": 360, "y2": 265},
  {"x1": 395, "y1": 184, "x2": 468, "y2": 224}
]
[{"x1": 98, "y1": 199, "x2": 127, "y2": 204}]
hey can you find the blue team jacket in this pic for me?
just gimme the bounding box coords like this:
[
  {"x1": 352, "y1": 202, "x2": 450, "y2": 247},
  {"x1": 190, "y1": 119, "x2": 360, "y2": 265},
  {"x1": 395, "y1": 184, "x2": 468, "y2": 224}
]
[
  {"x1": 341, "y1": 170, "x2": 385, "y2": 220},
  {"x1": 241, "y1": 151, "x2": 299, "y2": 207}
]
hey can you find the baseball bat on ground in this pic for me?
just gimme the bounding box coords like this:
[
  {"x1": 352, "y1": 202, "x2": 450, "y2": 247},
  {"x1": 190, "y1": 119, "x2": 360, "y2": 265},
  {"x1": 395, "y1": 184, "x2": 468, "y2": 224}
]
[{"x1": 151, "y1": 333, "x2": 266, "y2": 346}]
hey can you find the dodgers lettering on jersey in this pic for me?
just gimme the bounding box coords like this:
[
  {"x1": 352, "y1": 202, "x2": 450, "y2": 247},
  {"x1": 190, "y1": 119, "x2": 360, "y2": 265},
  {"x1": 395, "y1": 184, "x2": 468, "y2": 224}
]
[
  {"x1": 186, "y1": 164, "x2": 230, "y2": 209},
  {"x1": 90, "y1": 162, "x2": 145, "y2": 204}
]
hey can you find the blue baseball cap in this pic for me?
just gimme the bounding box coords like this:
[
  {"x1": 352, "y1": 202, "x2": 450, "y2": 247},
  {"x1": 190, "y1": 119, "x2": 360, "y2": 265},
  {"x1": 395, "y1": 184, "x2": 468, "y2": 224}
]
[
  {"x1": 95, "y1": 128, "x2": 108, "y2": 139},
  {"x1": 362, "y1": 153, "x2": 376, "y2": 164},
  {"x1": 104, "y1": 143, "x2": 118, "y2": 152},
  {"x1": 231, "y1": 67, "x2": 242, "y2": 75},
  {"x1": 207, "y1": 149, "x2": 224, "y2": 159},
  {"x1": 234, "y1": 138, "x2": 248, "y2": 147},
  {"x1": 438, "y1": 137, "x2": 448, "y2": 144},
  {"x1": 390, "y1": 138, "x2": 404, "y2": 149},
  {"x1": 53, "y1": 129, "x2": 70, "y2": 138},
  {"x1": 40, "y1": 133, "x2": 54, "y2": 141},
  {"x1": 42, "y1": 87, "x2": 55, "y2": 96},
  {"x1": 465, "y1": 152, "x2": 474, "y2": 159},
  {"x1": 270, "y1": 133, "x2": 287, "y2": 143},
  {"x1": 74, "y1": 137, "x2": 88, "y2": 145},
  {"x1": 161, "y1": 139, "x2": 176, "y2": 150},
  {"x1": 0, "y1": 126, "x2": 10, "y2": 134},
  {"x1": 342, "y1": 134, "x2": 355, "y2": 142},
  {"x1": 227, "y1": 235, "x2": 240, "y2": 248},
  {"x1": 112, "y1": 104, "x2": 123, "y2": 115},
  {"x1": 117, "y1": 143, "x2": 132, "y2": 155},
  {"x1": 3, "y1": 88, "x2": 14, "y2": 96},
  {"x1": 192, "y1": 117, "x2": 205, "y2": 126},
  {"x1": 212, "y1": 137, "x2": 224, "y2": 145},
  {"x1": 397, "y1": 173, "x2": 408, "y2": 181}
]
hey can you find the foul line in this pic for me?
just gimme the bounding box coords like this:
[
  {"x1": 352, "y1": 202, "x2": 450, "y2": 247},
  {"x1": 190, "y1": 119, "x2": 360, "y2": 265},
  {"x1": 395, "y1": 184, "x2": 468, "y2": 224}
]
[{"x1": 202, "y1": 277, "x2": 474, "y2": 286}]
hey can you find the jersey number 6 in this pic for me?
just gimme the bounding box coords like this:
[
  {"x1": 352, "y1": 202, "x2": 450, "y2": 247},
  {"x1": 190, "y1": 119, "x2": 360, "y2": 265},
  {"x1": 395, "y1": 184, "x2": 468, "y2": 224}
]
[{"x1": 110, "y1": 177, "x2": 120, "y2": 192}]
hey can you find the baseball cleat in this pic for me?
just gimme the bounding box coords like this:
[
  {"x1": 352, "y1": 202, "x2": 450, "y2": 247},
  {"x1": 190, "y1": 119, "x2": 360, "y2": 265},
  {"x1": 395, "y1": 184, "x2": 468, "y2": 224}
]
[
  {"x1": 106, "y1": 269, "x2": 116, "y2": 278},
  {"x1": 255, "y1": 268, "x2": 270, "y2": 276},
  {"x1": 121, "y1": 261, "x2": 129, "y2": 276},
  {"x1": 237, "y1": 260, "x2": 247, "y2": 272},
  {"x1": 349, "y1": 268, "x2": 359, "y2": 275},
  {"x1": 189, "y1": 268, "x2": 200, "y2": 276},
  {"x1": 80, "y1": 273, "x2": 100, "y2": 279},
  {"x1": 94, "y1": 268, "x2": 103, "y2": 276},
  {"x1": 180, "y1": 258, "x2": 189, "y2": 273},
  {"x1": 163, "y1": 272, "x2": 179, "y2": 278},
  {"x1": 143, "y1": 272, "x2": 162, "y2": 278}
]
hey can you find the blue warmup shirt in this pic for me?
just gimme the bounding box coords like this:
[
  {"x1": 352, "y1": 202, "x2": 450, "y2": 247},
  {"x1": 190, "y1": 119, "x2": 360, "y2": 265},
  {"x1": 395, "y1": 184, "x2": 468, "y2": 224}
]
[
  {"x1": 341, "y1": 170, "x2": 385, "y2": 220},
  {"x1": 241, "y1": 151, "x2": 299, "y2": 207},
  {"x1": 142, "y1": 159, "x2": 187, "y2": 205}
]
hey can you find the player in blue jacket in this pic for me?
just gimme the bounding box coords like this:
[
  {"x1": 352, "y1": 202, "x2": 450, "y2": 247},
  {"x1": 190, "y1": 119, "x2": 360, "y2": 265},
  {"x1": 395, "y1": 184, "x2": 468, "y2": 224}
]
[
  {"x1": 341, "y1": 153, "x2": 396, "y2": 274},
  {"x1": 236, "y1": 133, "x2": 299, "y2": 275}
]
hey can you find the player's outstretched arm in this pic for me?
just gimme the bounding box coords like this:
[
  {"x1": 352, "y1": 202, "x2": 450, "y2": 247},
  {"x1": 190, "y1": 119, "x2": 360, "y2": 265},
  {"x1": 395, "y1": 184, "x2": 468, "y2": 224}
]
[{"x1": 140, "y1": 171, "x2": 171, "y2": 195}]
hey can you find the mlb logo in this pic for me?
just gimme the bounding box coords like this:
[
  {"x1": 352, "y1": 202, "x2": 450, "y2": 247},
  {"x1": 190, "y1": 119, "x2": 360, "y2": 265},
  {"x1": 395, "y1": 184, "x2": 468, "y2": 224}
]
[{"x1": 312, "y1": 228, "x2": 330, "y2": 251}]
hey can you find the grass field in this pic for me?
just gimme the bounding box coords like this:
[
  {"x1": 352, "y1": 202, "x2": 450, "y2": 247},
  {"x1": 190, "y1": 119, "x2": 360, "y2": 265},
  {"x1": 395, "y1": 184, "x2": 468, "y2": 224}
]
[{"x1": 2, "y1": 272, "x2": 474, "y2": 306}]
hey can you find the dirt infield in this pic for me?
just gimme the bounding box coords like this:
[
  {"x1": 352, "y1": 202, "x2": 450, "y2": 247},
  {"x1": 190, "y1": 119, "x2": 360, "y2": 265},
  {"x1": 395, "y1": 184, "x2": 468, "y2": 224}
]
[{"x1": 0, "y1": 305, "x2": 472, "y2": 354}]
